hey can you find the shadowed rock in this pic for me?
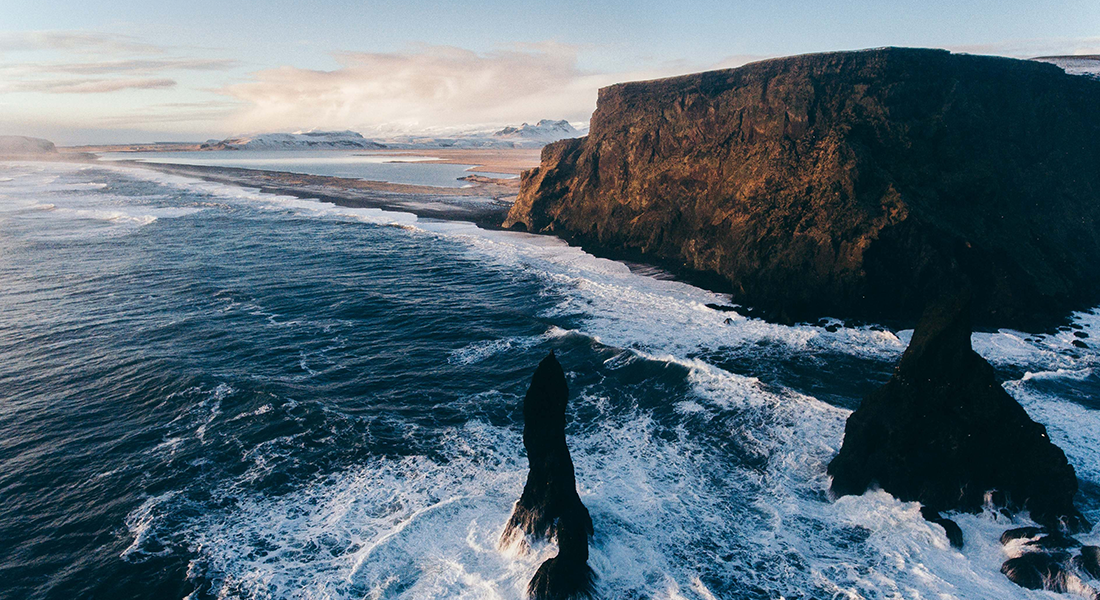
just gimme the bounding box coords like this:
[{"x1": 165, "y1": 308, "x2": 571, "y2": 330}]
[
  {"x1": 1002, "y1": 527, "x2": 1045, "y2": 545},
  {"x1": 828, "y1": 294, "x2": 1088, "y2": 533},
  {"x1": 501, "y1": 352, "x2": 595, "y2": 600},
  {"x1": 1078, "y1": 546, "x2": 1100, "y2": 580},
  {"x1": 921, "y1": 507, "x2": 963, "y2": 549},
  {"x1": 1002, "y1": 553, "x2": 1072, "y2": 593}
]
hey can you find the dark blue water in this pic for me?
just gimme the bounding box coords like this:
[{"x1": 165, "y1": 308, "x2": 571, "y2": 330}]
[{"x1": 1, "y1": 162, "x2": 1098, "y2": 600}]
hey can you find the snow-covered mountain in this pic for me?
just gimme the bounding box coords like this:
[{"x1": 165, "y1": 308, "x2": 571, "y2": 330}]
[
  {"x1": 380, "y1": 120, "x2": 586, "y2": 149},
  {"x1": 200, "y1": 121, "x2": 586, "y2": 152},
  {"x1": 0, "y1": 136, "x2": 57, "y2": 155},
  {"x1": 492, "y1": 119, "x2": 579, "y2": 142},
  {"x1": 200, "y1": 130, "x2": 386, "y2": 150},
  {"x1": 1034, "y1": 55, "x2": 1100, "y2": 79}
]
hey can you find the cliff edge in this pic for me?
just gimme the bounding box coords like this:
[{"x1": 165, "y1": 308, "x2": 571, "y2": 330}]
[{"x1": 504, "y1": 48, "x2": 1100, "y2": 329}]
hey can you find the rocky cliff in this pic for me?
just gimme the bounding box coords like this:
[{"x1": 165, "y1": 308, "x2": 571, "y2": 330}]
[
  {"x1": 828, "y1": 294, "x2": 1087, "y2": 533},
  {"x1": 504, "y1": 48, "x2": 1100, "y2": 329}
]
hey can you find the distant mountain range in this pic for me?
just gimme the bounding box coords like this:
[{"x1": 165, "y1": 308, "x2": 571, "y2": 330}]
[
  {"x1": 0, "y1": 135, "x2": 57, "y2": 155},
  {"x1": 1033, "y1": 55, "x2": 1100, "y2": 79},
  {"x1": 492, "y1": 119, "x2": 579, "y2": 142},
  {"x1": 200, "y1": 130, "x2": 386, "y2": 151},
  {"x1": 199, "y1": 120, "x2": 585, "y2": 151}
]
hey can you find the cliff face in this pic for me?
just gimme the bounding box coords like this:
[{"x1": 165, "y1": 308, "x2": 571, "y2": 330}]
[{"x1": 504, "y1": 48, "x2": 1100, "y2": 329}]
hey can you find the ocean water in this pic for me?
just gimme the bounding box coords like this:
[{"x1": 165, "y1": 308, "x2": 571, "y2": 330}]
[
  {"x1": 98, "y1": 151, "x2": 516, "y2": 188},
  {"x1": 1, "y1": 160, "x2": 1098, "y2": 600}
]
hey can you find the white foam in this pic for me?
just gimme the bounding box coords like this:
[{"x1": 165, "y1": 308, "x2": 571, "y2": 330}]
[
  {"x1": 87, "y1": 162, "x2": 1100, "y2": 599},
  {"x1": 448, "y1": 327, "x2": 572, "y2": 365}
]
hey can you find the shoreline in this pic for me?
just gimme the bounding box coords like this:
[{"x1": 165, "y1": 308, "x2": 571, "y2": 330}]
[
  {"x1": 57, "y1": 145, "x2": 544, "y2": 175},
  {"x1": 2, "y1": 153, "x2": 1085, "y2": 335},
  {"x1": 99, "y1": 159, "x2": 522, "y2": 229}
]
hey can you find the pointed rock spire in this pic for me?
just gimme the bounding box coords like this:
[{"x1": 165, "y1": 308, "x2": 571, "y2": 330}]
[{"x1": 501, "y1": 352, "x2": 596, "y2": 600}]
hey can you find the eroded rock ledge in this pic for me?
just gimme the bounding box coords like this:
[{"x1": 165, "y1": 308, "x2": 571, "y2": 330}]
[{"x1": 505, "y1": 47, "x2": 1100, "y2": 330}]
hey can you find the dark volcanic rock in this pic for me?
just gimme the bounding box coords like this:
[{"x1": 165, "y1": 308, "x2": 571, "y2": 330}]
[
  {"x1": 504, "y1": 47, "x2": 1100, "y2": 330},
  {"x1": 1002, "y1": 553, "x2": 1072, "y2": 592},
  {"x1": 920, "y1": 507, "x2": 963, "y2": 548},
  {"x1": 1001, "y1": 527, "x2": 1044, "y2": 545},
  {"x1": 501, "y1": 352, "x2": 595, "y2": 600},
  {"x1": 827, "y1": 294, "x2": 1087, "y2": 531},
  {"x1": 1078, "y1": 546, "x2": 1100, "y2": 580}
]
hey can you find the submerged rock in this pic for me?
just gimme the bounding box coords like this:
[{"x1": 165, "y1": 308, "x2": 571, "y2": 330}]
[
  {"x1": 501, "y1": 352, "x2": 596, "y2": 600},
  {"x1": 1001, "y1": 527, "x2": 1045, "y2": 545},
  {"x1": 828, "y1": 294, "x2": 1087, "y2": 531},
  {"x1": 920, "y1": 507, "x2": 963, "y2": 548},
  {"x1": 504, "y1": 47, "x2": 1100, "y2": 330},
  {"x1": 1078, "y1": 546, "x2": 1100, "y2": 580},
  {"x1": 1000, "y1": 528, "x2": 1099, "y2": 595},
  {"x1": 1002, "y1": 553, "x2": 1072, "y2": 593}
]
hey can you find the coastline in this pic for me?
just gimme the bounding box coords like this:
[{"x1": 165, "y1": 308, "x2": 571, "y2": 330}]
[
  {"x1": 37, "y1": 146, "x2": 546, "y2": 229},
  {"x1": 61, "y1": 154, "x2": 529, "y2": 229}
]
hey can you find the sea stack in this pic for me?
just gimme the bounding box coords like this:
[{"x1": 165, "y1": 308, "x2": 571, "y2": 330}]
[
  {"x1": 505, "y1": 48, "x2": 1100, "y2": 330},
  {"x1": 828, "y1": 294, "x2": 1088, "y2": 534},
  {"x1": 501, "y1": 352, "x2": 596, "y2": 600}
]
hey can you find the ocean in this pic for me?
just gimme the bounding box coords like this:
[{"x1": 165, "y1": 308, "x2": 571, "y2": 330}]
[{"x1": 1, "y1": 160, "x2": 1098, "y2": 600}]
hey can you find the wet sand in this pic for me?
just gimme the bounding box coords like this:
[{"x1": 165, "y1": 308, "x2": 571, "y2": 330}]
[
  {"x1": 116, "y1": 160, "x2": 521, "y2": 228},
  {"x1": 59, "y1": 145, "x2": 545, "y2": 175},
  {"x1": 35, "y1": 147, "x2": 546, "y2": 227}
]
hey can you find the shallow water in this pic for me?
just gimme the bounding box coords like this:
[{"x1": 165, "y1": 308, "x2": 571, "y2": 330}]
[
  {"x1": 98, "y1": 151, "x2": 517, "y2": 188},
  {"x1": 0, "y1": 161, "x2": 1098, "y2": 600}
]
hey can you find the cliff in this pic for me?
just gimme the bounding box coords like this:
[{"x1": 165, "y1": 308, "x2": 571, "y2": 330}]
[{"x1": 504, "y1": 48, "x2": 1100, "y2": 329}]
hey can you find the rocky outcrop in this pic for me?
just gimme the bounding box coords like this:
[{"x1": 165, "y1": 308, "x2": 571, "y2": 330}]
[
  {"x1": 921, "y1": 507, "x2": 963, "y2": 548},
  {"x1": 505, "y1": 47, "x2": 1100, "y2": 330},
  {"x1": 501, "y1": 352, "x2": 595, "y2": 600},
  {"x1": 1001, "y1": 553, "x2": 1074, "y2": 594},
  {"x1": 999, "y1": 529, "x2": 1100, "y2": 597},
  {"x1": 1079, "y1": 546, "x2": 1100, "y2": 580},
  {"x1": 827, "y1": 294, "x2": 1087, "y2": 533}
]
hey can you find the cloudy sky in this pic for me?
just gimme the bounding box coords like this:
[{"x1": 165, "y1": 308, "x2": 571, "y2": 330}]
[{"x1": 2, "y1": 0, "x2": 1098, "y2": 144}]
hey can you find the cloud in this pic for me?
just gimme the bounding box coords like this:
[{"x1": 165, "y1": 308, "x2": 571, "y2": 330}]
[
  {"x1": 5, "y1": 78, "x2": 176, "y2": 94},
  {"x1": 9, "y1": 58, "x2": 239, "y2": 76},
  {"x1": 96, "y1": 101, "x2": 241, "y2": 125},
  {"x1": 222, "y1": 44, "x2": 666, "y2": 133},
  {"x1": 0, "y1": 31, "x2": 237, "y2": 96},
  {"x1": 0, "y1": 30, "x2": 165, "y2": 56},
  {"x1": 0, "y1": 58, "x2": 238, "y2": 79}
]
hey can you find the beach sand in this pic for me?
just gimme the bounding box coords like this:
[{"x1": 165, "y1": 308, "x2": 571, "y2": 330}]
[{"x1": 112, "y1": 160, "x2": 520, "y2": 228}]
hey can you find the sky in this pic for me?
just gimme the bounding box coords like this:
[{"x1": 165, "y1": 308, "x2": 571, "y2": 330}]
[{"x1": 1, "y1": 0, "x2": 1098, "y2": 145}]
